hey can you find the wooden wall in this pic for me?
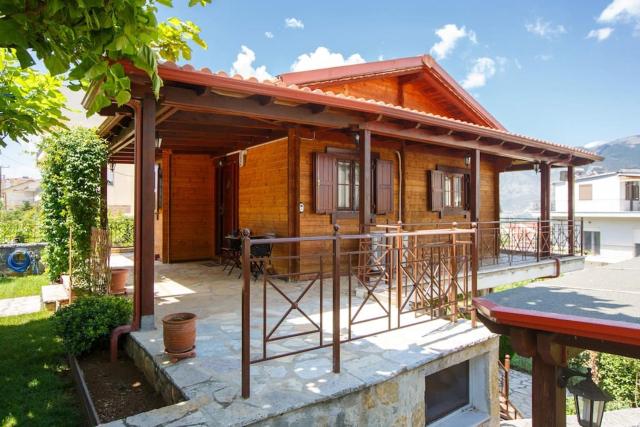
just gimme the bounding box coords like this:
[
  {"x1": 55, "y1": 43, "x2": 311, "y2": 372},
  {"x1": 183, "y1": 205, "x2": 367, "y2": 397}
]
[
  {"x1": 166, "y1": 153, "x2": 216, "y2": 261},
  {"x1": 238, "y1": 139, "x2": 289, "y2": 237},
  {"x1": 316, "y1": 77, "x2": 471, "y2": 124}
]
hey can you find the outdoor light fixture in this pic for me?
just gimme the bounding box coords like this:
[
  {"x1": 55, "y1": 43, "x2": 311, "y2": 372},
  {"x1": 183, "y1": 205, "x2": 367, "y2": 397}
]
[
  {"x1": 558, "y1": 368, "x2": 612, "y2": 427},
  {"x1": 464, "y1": 154, "x2": 471, "y2": 167},
  {"x1": 533, "y1": 162, "x2": 540, "y2": 174},
  {"x1": 155, "y1": 137, "x2": 163, "y2": 148}
]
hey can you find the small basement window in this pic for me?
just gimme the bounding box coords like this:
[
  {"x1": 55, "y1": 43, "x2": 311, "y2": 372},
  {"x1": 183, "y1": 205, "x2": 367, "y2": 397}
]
[{"x1": 425, "y1": 360, "x2": 470, "y2": 424}]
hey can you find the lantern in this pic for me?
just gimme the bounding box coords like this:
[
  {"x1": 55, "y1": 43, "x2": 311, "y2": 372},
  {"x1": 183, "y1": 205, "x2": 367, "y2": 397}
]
[{"x1": 567, "y1": 369, "x2": 612, "y2": 427}]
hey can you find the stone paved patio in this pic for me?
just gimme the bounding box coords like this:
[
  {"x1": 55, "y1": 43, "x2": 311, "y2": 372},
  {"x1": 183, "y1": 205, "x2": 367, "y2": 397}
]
[{"x1": 103, "y1": 256, "x2": 496, "y2": 426}]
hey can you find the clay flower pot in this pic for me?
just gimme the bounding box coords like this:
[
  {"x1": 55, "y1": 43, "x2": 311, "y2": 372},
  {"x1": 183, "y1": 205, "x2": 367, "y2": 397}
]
[
  {"x1": 110, "y1": 268, "x2": 129, "y2": 295},
  {"x1": 162, "y1": 313, "x2": 197, "y2": 354}
]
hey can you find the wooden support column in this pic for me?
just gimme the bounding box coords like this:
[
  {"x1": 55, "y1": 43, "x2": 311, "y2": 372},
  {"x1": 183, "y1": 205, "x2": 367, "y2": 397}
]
[
  {"x1": 287, "y1": 128, "x2": 300, "y2": 274},
  {"x1": 134, "y1": 93, "x2": 156, "y2": 329},
  {"x1": 161, "y1": 150, "x2": 172, "y2": 263},
  {"x1": 540, "y1": 162, "x2": 551, "y2": 257},
  {"x1": 567, "y1": 166, "x2": 575, "y2": 256},
  {"x1": 358, "y1": 129, "x2": 372, "y2": 229},
  {"x1": 470, "y1": 149, "x2": 480, "y2": 222},
  {"x1": 532, "y1": 353, "x2": 566, "y2": 427},
  {"x1": 100, "y1": 165, "x2": 108, "y2": 229}
]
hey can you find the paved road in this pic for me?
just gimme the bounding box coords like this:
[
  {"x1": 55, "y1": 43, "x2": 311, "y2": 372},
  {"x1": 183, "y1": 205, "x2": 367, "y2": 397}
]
[{"x1": 0, "y1": 295, "x2": 41, "y2": 317}]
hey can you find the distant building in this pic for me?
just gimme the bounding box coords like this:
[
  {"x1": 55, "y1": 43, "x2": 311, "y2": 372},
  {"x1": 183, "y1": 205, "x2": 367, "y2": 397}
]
[
  {"x1": 107, "y1": 164, "x2": 135, "y2": 216},
  {"x1": 553, "y1": 169, "x2": 640, "y2": 263},
  {"x1": 1, "y1": 177, "x2": 40, "y2": 209}
]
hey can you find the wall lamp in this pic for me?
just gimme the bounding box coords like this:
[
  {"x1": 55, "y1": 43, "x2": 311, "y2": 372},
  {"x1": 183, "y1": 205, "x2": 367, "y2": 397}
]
[
  {"x1": 464, "y1": 154, "x2": 471, "y2": 167},
  {"x1": 558, "y1": 368, "x2": 612, "y2": 427}
]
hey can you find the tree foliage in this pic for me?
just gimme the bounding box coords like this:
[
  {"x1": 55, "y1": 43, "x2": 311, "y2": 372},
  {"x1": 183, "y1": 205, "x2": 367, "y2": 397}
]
[
  {"x1": 39, "y1": 128, "x2": 108, "y2": 285},
  {"x1": 0, "y1": 0, "x2": 209, "y2": 141},
  {"x1": 0, "y1": 49, "x2": 67, "y2": 146}
]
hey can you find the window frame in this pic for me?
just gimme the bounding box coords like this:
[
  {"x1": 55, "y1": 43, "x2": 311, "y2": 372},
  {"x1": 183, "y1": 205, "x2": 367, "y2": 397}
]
[
  {"x1": 336, "y1": 158, "x2": 360, "y2": 211},
  {"x1": 430, "y1": 165, "x2": 470, "y2": 218}
]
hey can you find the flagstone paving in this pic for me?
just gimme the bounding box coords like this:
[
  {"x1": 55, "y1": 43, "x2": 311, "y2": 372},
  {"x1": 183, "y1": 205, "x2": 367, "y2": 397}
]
[{"x1": 0, "y1": 295, "x2": 41, "y2": 317}]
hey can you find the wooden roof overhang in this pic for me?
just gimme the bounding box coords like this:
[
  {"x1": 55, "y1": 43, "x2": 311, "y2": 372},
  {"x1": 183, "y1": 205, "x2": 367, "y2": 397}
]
[
  {"x1": 93, "y1": 62, "x2": 603, "y2": 167},
  {"x1": 474, "y1": 298, "x2": 640, "y2": 358}
]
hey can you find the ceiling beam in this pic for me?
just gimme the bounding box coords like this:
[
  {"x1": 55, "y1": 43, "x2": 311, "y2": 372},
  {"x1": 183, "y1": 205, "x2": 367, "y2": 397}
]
[
  {"x1": 160, "y1": 86, "x2": 361, "y2": 129},
  {"x1": 361, "y1": 121, "x2": 573, "y2": 164}
]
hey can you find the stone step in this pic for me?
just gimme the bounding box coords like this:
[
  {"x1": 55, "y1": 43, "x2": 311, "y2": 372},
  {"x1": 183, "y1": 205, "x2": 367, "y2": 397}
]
[{"x1": 41, "y1": 284, "x2": 70, "y2": 311}]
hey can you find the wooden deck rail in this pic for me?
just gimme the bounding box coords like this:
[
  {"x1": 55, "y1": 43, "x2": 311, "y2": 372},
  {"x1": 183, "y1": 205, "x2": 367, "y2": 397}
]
[{"x1": 241, "y1": 225, "x2": 478, "y2": 398}]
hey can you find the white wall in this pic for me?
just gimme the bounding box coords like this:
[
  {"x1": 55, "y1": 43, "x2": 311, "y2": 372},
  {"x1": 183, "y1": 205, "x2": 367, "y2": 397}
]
[
  {"x1": 107, "y1": 164, "x2": 135, "y2": 216},
  {"x1": 582, "y1": 216, "x2": 640, "y2": 263},
  {"x1": 5, "y1": 188, "x2": 37, "y2": 209},
  {"x1": 554, "y1": 174, "x2": 640, "y2": 213}
]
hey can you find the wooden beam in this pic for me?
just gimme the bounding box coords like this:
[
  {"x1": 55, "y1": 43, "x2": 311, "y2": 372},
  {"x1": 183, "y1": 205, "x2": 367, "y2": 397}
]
[
  {"x1": 567, "y1": 166, "x2": 575, "y2": 256},
  {"x1": 358, "y1": 129, "x2": 372, "y2": 228},
  {"x1": 470, "y1": 149, "x2": 480, "y2": 222},
  {"x1": 540, "y1": 162, "x2": 551, "y2": 257},
  {"x1": 287, "y1": 128, "x2": 301, "y2": 275},
  {"x1": 165, "y1": 111, "x2": 281, "y2": 129},
  {"x1": 161, "y1": 86, "x2": 359, "y2": 129},
  {"x1": 162, "y1": 150, "x2": 171, "y2": 263},
  {"x1": 361, "y1": 121, "x2": 569, "y2": 164},
  {"x1": 135, "y1": 93, "x2": 157, "y2": 328},
  {"x1": 532, "y1": 353, "x2": 566, "y2": 427},
  {"x1": 510, "y1": 328, "x2": 537, "y2": 357}
]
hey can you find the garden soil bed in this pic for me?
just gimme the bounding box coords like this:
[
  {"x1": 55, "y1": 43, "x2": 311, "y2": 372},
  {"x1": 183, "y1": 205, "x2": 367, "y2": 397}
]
[{"x1": 79, "y1": 349, "x2": 165, "y2": 423}]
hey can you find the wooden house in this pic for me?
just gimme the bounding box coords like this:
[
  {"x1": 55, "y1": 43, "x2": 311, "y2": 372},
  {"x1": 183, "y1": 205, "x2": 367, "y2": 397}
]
[{"x1": 91, "y1": 55, "x2": 601, "y2": 326}]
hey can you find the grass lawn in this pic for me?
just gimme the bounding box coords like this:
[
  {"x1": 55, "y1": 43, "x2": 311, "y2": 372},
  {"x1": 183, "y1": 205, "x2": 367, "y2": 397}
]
[
  {"x1": 0, "y1": 275, "x2": 49, "y2": 300},
  {"x1": 0, "y1": 311, "x2": 82, "y2": 427}
]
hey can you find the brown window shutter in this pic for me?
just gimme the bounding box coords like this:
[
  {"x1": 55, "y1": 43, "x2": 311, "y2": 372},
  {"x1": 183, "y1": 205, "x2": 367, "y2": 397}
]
[
  {"x1": 314, "y1": 152, "x2": 335, "y2": 214},
  {"x1": 428, "y1": 170, "x2": 444, "y2": 211},
  {"x1": 464, "y1": 174, "x2": 471, "y2": 210},
  {"x1": 375, "y1": 159, "x2": 393, "y2": 214}
]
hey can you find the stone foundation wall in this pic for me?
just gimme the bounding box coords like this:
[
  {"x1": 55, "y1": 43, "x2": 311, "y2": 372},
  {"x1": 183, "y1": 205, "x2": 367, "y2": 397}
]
[
  {"x1": 124, "y1": 334, "x2": 185, "y2": 405},
  {"x1": 255, "y1": 336, "x2": 500, "y2": 427}
]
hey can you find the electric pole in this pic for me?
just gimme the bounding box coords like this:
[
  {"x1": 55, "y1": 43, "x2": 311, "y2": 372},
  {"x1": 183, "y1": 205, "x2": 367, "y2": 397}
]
[{"x1": 0, "y1": 165, "x2": 8, "y2": 210}]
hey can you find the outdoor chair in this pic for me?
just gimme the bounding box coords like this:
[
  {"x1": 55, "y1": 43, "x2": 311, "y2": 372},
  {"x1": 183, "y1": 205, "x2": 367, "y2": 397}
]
[
  {"x1": 249, "y1": 238, "x2": 273, "y2": 281},
  {"x1": 222, "y1": 235, "x2": 243, "y2": 278}
]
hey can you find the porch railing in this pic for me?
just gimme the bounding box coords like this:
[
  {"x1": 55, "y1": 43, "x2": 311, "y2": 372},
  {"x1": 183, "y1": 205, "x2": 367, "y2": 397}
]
[
  {"x1": 400, "y1": 218, "x2": 583, "y2": 268},
  {"x1": 240, "y1": 226, "x2": 478, "y2": 398}
]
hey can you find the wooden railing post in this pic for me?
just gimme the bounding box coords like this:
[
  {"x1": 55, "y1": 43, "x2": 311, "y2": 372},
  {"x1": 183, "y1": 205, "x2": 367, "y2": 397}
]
[
  {"x1": 504, "y1": 354, "x2": 511, "y2": 404},
  {"x1": 396, "y1": 230, "x2": 403, "y2": 328},
  {"x1": 580, "y1": 217, "x2": 584, "y2": 256},
  {"x1": 536, "y1": 218, "x2": 541, "y2": 262},
  {"x1": 332, "y1": 224, "x2": 341, "y2": 374},
  {"x1": 450, "y1": 231, "x2": 458, "y2": 323},
  {"x1": 471, "y1": 223, "x2": 478, "y2": 328},
  {"x1": 241, "y1": 229, "x2": 251, "y2": 398}
]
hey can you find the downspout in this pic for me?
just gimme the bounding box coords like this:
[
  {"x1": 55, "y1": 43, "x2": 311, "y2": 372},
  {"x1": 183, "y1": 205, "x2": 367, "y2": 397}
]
[
  {"x1": 111, "y1": 100, "x2": 143, "y2": 362},
  {"x1": 395, "y1": 150, "x2": 403, "y2": 223}
]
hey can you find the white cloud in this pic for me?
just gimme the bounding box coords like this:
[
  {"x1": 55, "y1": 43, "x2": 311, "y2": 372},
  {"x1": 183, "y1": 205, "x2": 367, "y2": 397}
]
[
  {"x1": 525, "y1": 18, "x2": 567, "y2": 39},
  {"x1": 264, "y1": 31, "x2": 274, "y2": 39},
  {"x1": 514, "y1": 58, "x2": 523, "y2": 70},
  {"x1": 597, "y1": 0, "x2": 640, "y2": 35},
  {"x1": 290, "y1": 47, "x2": 365, "y2": 72},
  {"x1": 285, "y1": 17, "x2": 304, "y2": 29},
  {"x1": 535, "y1": 53, "x2": 553, "y2": 61},
  {"x1": 587, "y1": 27, "x2": 614, "y2": 41},
  {"x1": 461, "y1": 57, "x2": 496, "y2": 89},
  {"x1": 429, "y1": 24, "x2": 477, "y2": 60},
  {"x1": 230, "y1": 45, "x2": 273, "y2": 81}
]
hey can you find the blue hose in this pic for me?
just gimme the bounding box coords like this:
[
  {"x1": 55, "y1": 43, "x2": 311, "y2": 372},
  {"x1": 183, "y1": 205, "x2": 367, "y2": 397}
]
[{"x1": 7, "y1": 249, "x2": 31, "y2": 273}]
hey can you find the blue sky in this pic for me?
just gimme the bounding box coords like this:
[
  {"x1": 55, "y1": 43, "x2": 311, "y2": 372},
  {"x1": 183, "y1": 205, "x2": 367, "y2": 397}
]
[{"x1": 2, "y1": 0, "x2": 640, "y2": 177}]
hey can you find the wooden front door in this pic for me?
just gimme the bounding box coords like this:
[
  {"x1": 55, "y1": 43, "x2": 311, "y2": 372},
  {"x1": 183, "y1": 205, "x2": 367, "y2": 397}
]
[{"x1": 217, "y1": 155, "x2": 239, "y2": 253}]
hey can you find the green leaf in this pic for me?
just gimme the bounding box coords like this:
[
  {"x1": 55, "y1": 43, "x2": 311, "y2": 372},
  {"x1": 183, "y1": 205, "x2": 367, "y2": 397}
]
[
  {"x1": 14, "y1": 47, "x2": 35, "y2": 68},
  {"x1": 114, "y1": 89, "x2": 131, "y2": 105},
  {"x1": 0, "y1": 19, "x2": 24, "y2": 46}
]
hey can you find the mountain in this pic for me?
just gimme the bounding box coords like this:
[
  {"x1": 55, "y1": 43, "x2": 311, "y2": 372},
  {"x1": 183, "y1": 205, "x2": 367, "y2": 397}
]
[
  {"x1": 580, "y1": 135, "x2": 640, "y2": 176},
  {"x1": 499, "y1": 135, "x2": 640, "y2": 217}
]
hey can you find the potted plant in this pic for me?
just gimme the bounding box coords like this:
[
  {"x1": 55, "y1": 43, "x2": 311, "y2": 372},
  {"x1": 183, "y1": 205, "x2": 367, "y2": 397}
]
[
  {"x1": 162, "y1": 313, "x2": 197, "y2": 355},
  {"x1": 110, "y1": 268, "x2": 129, "y2": 295}
]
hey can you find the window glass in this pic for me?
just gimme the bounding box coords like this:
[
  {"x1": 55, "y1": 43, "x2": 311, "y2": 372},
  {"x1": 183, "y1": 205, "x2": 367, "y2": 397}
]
[
  {"x1": 444, "y1": 176, "x2": 452, "y2": 207},
  {"x1": 337, "y1": 160, "x2": 351, "y2": 209},
  {"x1": 425, "y1": 360, "x2": 469, "y2": 424},
  {"x1": 453, "y1": 175, "x2": 462, "y2": 208},
  {"x1": 354, "y1": 162, "x2": 360, "y2": 210}
]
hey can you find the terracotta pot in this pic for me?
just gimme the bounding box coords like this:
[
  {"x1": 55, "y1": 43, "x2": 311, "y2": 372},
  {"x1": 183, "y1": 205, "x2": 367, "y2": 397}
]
[
  {"x1": 110, "y1": 268, "x2": 129, "y2": 294},
  {"x1": 162, "y1": 313, "x2": 197, "y2": 354}
]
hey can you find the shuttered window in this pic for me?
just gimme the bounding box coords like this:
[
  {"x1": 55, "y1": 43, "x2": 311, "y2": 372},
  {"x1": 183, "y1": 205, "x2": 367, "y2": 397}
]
[
  {"x1": 429, "y1": 168, "x2": 469, "y2": 215},
  {"x1": 314, "y1": 153, "x2": 335, "y2": 214},
  {"x1": 579, "y1": 184, "x2": 593, "y2": 201},
  {"x1": 625, "y1": 182, "x2": 639, "y2": 200},
  {"x1": 375, "y1": 159, "x2": 393, "y2": 214},
  {"x1": 313, "y1": 151, "x2": 394, "y2": 215}
]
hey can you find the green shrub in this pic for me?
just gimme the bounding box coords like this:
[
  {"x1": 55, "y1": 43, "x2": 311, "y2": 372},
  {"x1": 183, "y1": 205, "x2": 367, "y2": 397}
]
[
  {"x1": 109, "y1": 214, "x2": 134, "y2": 247},
  {"x1": 0, "y1": 205, "x2": 43, "y2": 244},
  {"x1": 52, "y1": 295, "x2": 132, "y2": 355},
  {"x1": 597, "y1": 353, "x2": 640, "y2": 408}
]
